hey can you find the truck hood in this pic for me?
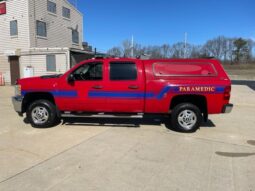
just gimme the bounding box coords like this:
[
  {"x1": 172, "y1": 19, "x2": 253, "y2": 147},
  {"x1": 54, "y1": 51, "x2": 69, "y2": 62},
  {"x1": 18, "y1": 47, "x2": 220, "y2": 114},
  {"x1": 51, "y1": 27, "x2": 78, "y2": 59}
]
[{"x1": 18, "y1": 74, "x2": 63, "y2": 90}]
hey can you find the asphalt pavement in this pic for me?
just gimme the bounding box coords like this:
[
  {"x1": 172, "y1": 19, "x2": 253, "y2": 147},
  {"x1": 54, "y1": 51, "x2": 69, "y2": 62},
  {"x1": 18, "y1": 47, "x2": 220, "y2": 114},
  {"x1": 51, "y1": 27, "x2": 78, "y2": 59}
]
[{"x1": 232, "y1": 80, "x2": 255, "y2": 91}]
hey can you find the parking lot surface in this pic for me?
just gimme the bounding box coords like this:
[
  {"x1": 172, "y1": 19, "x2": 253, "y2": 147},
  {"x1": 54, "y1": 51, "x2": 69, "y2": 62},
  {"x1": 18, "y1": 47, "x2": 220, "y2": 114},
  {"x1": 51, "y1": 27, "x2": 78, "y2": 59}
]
[{"x1": 0, "y1": 84, "x2": 255, "y2": 191}]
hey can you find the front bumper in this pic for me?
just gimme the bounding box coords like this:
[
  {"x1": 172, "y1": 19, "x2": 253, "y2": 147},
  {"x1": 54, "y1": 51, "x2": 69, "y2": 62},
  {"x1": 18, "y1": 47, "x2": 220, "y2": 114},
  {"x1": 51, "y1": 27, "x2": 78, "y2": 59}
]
[
  {"x1": 222, "y1": 104, "x2": 233, "y2": 113},
  {"x1": 12, "y1": 96, "x2": 23, "y2": 115}
]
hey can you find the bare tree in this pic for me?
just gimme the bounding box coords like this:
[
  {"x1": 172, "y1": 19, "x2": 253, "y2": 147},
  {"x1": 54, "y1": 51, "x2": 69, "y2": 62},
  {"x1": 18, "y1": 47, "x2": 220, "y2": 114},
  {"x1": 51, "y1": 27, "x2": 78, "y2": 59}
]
[
  {"x1": 107, "y1": 47, "x2": 123, "y2": 57},
  {"x1": 202, "y1": 37, "x2": 223, "y2": 59},
  {"x1": 145, "y1": 46, "x2": 163, "y2": 59},
  {"x1": 107, "y1": 36, "x2": 255, "y2": 64},
  {"x1": 161, "y1": 44, "x2": 171, "y2": 58},
  {"x1": 171, "y1": 42, "x2": 192, "y2": 58},
  {"x1": 122, "y1": 40, "x2": 132, "y2": 57},
  {"x1": 190, "y1": 45, "x2": 203, "y2": 58}
]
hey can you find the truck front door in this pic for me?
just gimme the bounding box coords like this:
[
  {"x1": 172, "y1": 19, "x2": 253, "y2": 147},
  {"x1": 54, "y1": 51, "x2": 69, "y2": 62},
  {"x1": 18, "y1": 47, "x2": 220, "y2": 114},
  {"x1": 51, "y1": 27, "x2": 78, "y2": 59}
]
[{"x1": 58, "y1": 61, "x2": 107, "y2": 112}]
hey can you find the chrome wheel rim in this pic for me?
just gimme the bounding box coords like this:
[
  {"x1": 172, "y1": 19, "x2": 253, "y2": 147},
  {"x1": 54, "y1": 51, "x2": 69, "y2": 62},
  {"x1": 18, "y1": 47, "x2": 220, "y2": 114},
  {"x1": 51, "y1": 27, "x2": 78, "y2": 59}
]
[
  {"x1": 178, "y1": 109, "x2": 197, "y2": 130},
  {"x1": 31, "y1": 106, "x2": 49, "y2": 124}
]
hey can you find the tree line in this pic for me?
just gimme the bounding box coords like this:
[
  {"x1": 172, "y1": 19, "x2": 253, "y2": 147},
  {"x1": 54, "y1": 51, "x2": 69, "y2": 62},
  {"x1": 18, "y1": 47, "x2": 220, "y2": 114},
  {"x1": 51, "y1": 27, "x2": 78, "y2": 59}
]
[{"x1": 107, "y1": 36, "x2": 254, "y2": 64}]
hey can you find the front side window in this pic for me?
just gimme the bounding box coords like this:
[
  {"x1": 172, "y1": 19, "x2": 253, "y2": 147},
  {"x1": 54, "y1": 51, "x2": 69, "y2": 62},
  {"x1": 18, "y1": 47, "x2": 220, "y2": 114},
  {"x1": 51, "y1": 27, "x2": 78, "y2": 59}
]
[
  {"x1": 36, "y1": 20, "x2": 47, "y2": 37},
  {"x1": 46, "y1": 55, "x2": 56, "y2": 72},
  {"x1": 72, "y1": 29, "x2": 79, "y2": 44},
  {"x1": 62, "y1": 7, "x2": 70, "y2": 19},
  {"x1": 110, "y1": 62, "x2": 137, "y2": 80},
  {"x1": 47, "y1": 0, "x2": 57, "y2": 14},
  {"x1": 73, "y1": 62, "x2": 102, "y2": 81},
  {"x1": 10, "y1": 20, "x2": 18, "y2": 36}
]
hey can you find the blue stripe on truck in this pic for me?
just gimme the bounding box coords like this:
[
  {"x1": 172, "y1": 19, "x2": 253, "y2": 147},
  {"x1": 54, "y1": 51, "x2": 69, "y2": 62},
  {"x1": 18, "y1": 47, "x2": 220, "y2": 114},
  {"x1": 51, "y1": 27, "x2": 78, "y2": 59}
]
[
  {"x1": 21, "y1": 85, "x2": 226, "y2": 99},
  {"x1": 21, "y1": 90, "x2": 78, "y2": 98},
  {"x1": 88, "y1": 91, "x2": 155, "y2": 99}
]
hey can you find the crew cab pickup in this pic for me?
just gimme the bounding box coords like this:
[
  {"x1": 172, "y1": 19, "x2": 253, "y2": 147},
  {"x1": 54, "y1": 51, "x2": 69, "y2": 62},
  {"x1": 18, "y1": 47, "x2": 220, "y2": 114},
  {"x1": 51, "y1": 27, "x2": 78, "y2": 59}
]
[{"x1": 12, "y1": 58, "x2": 233, "y2": 132}]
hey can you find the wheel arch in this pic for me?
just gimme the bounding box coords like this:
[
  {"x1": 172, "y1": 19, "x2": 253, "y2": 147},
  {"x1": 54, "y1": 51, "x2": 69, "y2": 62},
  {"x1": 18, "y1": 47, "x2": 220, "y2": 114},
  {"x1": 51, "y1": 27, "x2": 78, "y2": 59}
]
[
  {"x1": 22, "y1": 92, "x2": 56, "y2": 113},
  {"x1": 170, "y1": 94, "x2": 208, "y2": 121}
]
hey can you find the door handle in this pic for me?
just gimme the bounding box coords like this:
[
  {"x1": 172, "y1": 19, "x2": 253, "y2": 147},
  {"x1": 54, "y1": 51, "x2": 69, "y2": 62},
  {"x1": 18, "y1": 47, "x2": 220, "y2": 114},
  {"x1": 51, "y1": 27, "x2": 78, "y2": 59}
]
[
  {"x1": 92, "y1": 85, "x2": 103, "y2": 89},
  {"x1": 128, "y1": 85, "x2": 139, "y2": 89}
]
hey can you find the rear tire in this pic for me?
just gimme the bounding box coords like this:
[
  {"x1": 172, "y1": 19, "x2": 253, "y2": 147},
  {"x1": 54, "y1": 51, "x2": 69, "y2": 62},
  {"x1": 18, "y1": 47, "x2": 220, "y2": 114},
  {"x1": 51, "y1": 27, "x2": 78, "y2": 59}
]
[
  {"x1": 171, "y1": 103, "x2": 202, "y2": 133},
  {"x1": 26, "y1": 99, "x2": 58, "y2": 128}
]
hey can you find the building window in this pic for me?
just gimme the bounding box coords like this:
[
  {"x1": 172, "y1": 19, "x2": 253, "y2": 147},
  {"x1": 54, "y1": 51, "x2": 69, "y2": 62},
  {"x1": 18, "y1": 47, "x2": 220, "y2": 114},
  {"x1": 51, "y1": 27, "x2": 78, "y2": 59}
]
[
  {"x1": 110, "y1": 62, "x2": 137, "y2": 80},
  {"x1": 62, "y1": 7, "x2": 70, "y2": 19},
  {"x1": 36, "y1": 20, "x2": 47, "y2": 37},
  {"x1": 72, "y1": 29, "x2": 79, "y2": 44},
  {"x1": 10, "y1": 20, "x2": 18, "y2": 36},
  {"x1": 46, "y1": 55, "x2": 56, "y2": 72},
  {"x1": 47, "y1": 0, "x2": 57, "y2": 14}
]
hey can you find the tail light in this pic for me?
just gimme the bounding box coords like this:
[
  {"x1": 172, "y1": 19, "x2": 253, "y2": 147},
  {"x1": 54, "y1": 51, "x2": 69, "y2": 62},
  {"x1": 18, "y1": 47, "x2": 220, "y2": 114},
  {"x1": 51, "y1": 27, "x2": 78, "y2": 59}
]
[{"x1": 224, "y1": 86, "x2": 231, "y2": 100}]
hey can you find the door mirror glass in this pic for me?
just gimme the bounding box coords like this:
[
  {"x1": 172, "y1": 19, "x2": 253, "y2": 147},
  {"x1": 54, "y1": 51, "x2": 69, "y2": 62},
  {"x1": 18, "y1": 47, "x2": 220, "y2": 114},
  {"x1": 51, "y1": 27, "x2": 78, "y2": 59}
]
[{"x1": 67, "y1": 73, "x2": 75, "y2": 83}]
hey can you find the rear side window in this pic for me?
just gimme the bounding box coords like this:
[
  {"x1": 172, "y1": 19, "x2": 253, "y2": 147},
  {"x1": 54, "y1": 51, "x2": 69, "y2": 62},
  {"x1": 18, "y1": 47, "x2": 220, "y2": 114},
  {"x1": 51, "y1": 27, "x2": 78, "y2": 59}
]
[
  {"x1": 153, "y1": 62, "x2": 217, "y2": 76},
  {"x1": 110, "y1": 62, "x2": 137, "y2": 80}
]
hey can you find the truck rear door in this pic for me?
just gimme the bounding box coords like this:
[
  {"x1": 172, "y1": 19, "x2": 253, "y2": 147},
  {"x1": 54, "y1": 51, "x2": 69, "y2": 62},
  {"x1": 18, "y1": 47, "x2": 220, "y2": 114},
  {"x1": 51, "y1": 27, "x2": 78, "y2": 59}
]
[{"x1": 96, "y1": 60, "x2": 145, "y2": 113}]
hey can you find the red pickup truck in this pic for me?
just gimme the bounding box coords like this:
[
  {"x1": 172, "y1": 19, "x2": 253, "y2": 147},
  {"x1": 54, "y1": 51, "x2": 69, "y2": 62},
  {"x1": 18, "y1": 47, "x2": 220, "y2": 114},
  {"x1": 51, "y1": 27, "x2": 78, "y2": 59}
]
[{"x1": 12, "y1": 58, "x2": 233, "y2": 132}]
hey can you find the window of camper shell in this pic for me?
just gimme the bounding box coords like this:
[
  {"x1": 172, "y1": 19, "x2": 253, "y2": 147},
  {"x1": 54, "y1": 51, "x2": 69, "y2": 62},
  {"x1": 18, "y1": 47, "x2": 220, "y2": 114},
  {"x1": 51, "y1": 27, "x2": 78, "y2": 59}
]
[{"x1": 153, "y1": 62, "x2": 217, "y2": 77}]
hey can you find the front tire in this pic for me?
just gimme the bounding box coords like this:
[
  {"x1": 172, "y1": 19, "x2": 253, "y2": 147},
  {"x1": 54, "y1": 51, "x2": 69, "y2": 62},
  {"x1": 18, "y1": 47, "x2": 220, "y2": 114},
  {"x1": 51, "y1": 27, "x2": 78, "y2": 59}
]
[
  {"x1": 27, "y1": 100, "x2": 58, "y2": 128},
  {"x1": 171, "y1": 103, "x2": 202, "y2": 133}
]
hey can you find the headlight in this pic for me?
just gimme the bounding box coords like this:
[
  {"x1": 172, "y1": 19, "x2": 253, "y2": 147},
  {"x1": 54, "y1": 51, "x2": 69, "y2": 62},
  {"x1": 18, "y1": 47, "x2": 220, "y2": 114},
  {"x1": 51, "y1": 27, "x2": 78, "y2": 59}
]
[{"x1": 14, "y1": 85, "x2": 21, "y2": 96}]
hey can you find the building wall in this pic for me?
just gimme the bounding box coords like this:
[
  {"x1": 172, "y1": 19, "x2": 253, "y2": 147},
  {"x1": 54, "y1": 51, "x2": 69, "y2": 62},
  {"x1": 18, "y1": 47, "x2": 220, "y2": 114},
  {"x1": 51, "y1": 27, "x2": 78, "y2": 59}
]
[
  {"x1": 19, "y1": 52, "x2": 69, "y2": 79},
  {"x1": 0, "y1": 0, "x2": 30, "y2": 53},
  {"x1": 28, "y1": 0, "x2": 83, "y2": 49},
  {"x1": 0, "y1": 0, "x2": 84, "y2": 84},
  {"x1": 0, "y1": 55, "x2": 10, "y2": 84},
  {"x1": 0, "y1": 0, "x2": 29, "y2": 84}
]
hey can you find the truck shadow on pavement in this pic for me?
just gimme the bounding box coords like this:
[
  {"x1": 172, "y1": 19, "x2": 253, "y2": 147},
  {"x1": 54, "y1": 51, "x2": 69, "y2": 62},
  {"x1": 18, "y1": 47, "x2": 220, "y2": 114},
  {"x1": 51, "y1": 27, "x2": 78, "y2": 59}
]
[
  {"x1": 215, "y1": 151, "x2": 255, "y2": 158},
  {"x1": 62, "y1": 116, "x2": 216, "y2": 132},
  {"x1": 247, "y1": 140, "x2": 255, "y2": 146},
  {"x1": 63, "y1": 117, "x2": 143, "y2": 128},
  {"x1": 215, "y1": 140, "x2": 255, "y2": 158}
]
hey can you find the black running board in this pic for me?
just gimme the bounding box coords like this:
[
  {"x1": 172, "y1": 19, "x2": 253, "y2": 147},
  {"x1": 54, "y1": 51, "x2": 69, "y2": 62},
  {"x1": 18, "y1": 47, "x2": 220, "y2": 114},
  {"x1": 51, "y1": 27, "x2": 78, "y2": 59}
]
[{"x1": 61, "y1": 112, "x2": 144, "y2": 119}]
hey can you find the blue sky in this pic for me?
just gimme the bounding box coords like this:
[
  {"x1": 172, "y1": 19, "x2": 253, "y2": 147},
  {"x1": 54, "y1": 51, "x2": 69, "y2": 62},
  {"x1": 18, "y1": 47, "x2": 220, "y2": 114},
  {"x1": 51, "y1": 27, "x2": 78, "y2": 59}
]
[{"x1": 76, "y1": 0, "x2": 254, "y2": 52}]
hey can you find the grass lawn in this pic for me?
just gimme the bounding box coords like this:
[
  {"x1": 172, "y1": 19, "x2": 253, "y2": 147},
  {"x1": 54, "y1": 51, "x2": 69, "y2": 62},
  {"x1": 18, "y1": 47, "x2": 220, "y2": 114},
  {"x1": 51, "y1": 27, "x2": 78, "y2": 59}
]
[{"x1": 222, "y1": 64, "x2": 255, "y2": 79}]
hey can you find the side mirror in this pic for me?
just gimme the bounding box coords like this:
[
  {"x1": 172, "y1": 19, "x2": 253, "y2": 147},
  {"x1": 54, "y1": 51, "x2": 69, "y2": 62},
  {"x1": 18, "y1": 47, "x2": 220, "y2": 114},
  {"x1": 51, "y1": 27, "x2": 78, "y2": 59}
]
[{"x1": 67, "y1": 74, "x2": 75, "y2": 83}]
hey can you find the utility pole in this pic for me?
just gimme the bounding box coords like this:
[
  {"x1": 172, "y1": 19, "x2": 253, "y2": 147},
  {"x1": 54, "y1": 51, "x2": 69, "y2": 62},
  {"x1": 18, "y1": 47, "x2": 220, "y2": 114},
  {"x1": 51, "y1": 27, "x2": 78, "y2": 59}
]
[
  {"x1": 131, "y1": 35, "x2": 134, "y2": 58},
  {"x1": 184, "y1": 32, "x2": 188, "y2": 58}
]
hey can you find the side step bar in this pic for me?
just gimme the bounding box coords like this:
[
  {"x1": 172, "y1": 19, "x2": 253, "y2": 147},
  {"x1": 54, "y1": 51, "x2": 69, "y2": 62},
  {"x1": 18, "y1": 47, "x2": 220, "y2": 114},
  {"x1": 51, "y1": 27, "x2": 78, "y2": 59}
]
[{"x1": 61, "y1": 112, "x2": 144, "y2": 119}]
